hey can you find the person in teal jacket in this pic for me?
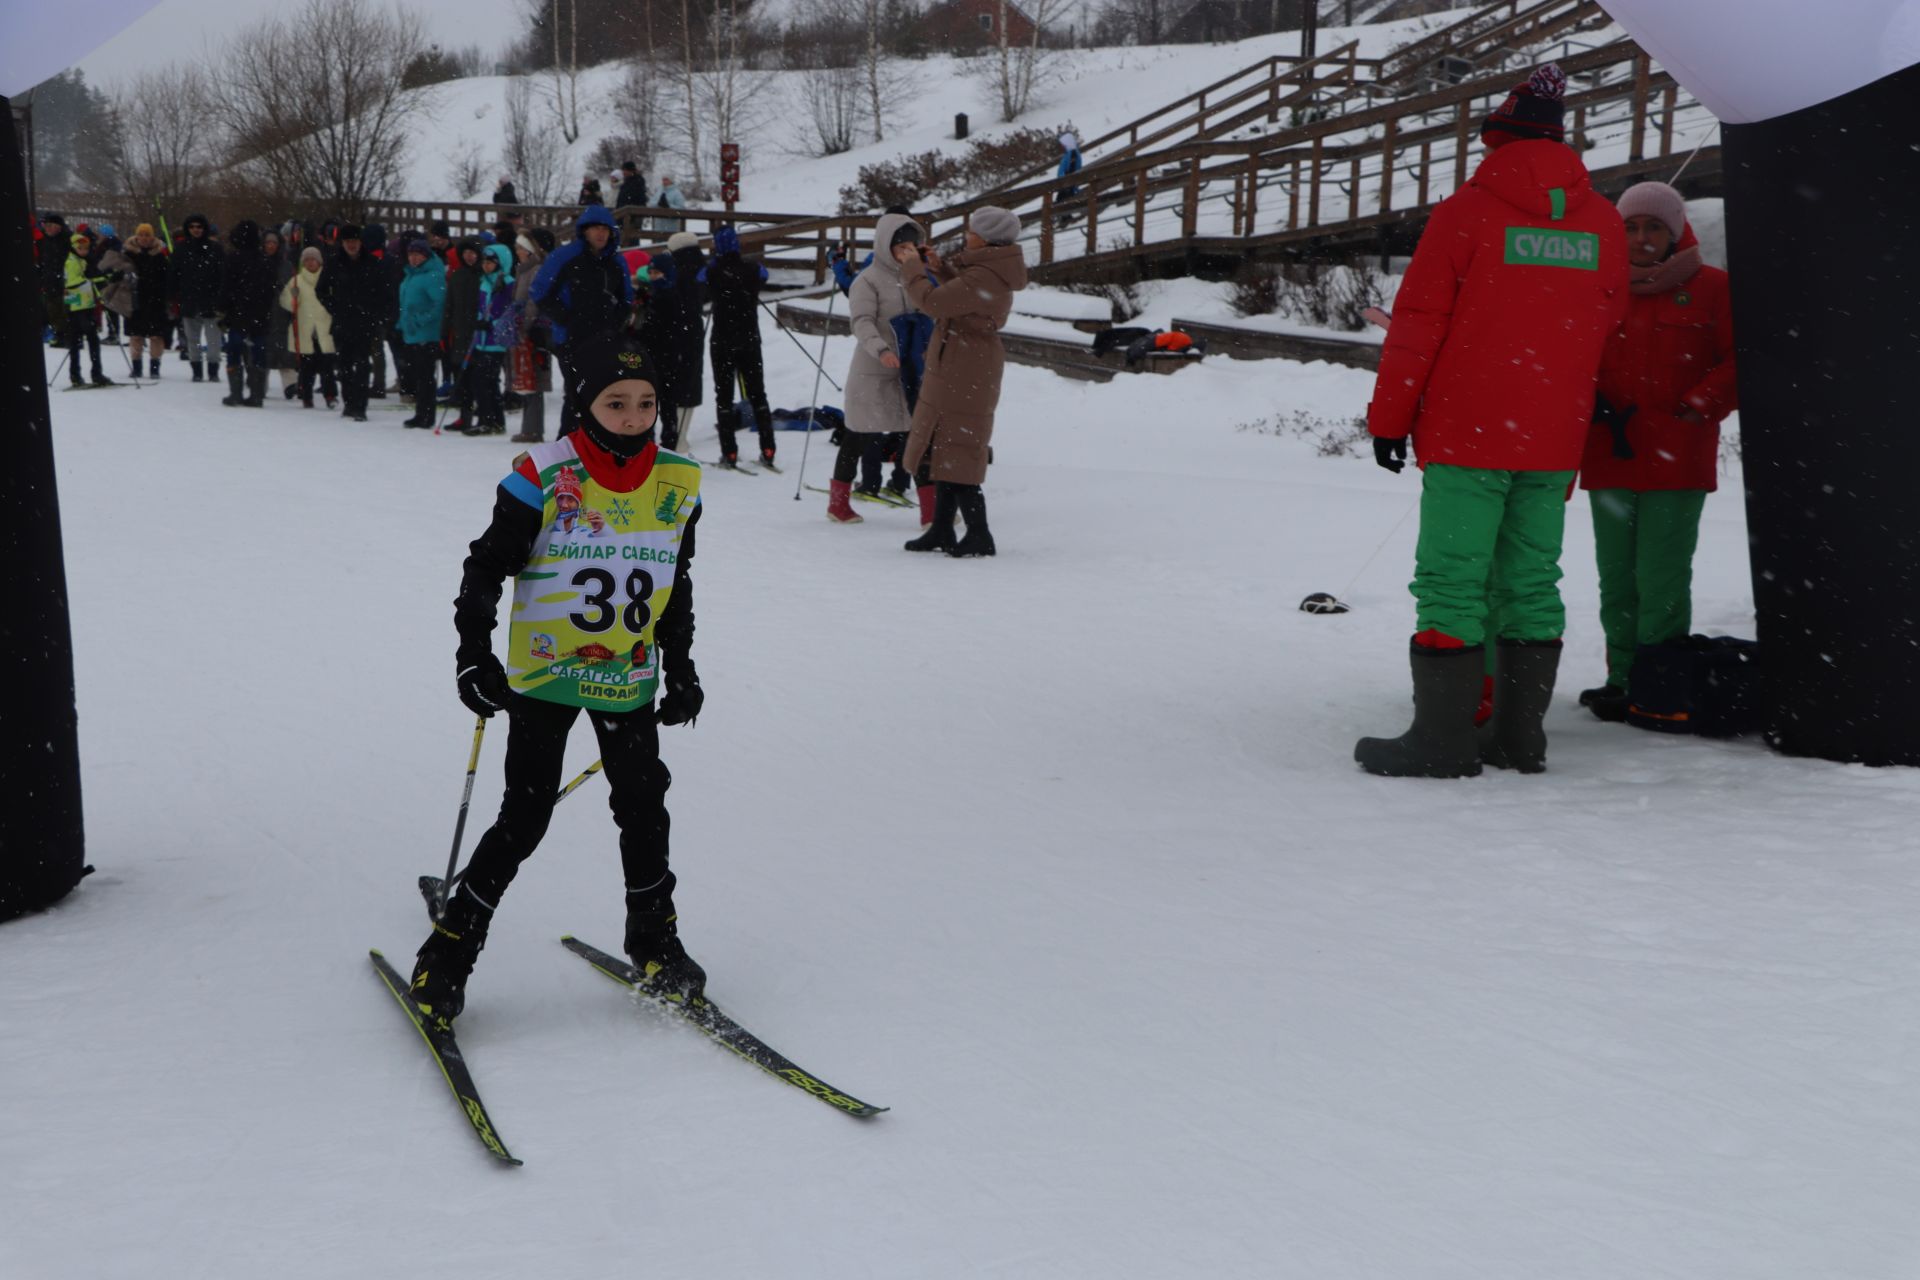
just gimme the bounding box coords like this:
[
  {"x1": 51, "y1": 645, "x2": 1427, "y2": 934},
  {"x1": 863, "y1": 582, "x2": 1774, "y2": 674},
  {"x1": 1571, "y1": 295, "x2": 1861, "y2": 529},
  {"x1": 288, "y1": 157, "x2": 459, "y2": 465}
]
[
  {"x1": 462, "y1": 243, "x2": 516, "y2": 436},
  {"x1": 398, "y1": 240, "x2": 447, "y2": 428}
]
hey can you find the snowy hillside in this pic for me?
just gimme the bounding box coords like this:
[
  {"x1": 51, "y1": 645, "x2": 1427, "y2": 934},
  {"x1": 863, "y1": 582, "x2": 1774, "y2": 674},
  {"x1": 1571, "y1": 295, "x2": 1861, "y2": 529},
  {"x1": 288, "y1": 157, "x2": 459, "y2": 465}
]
[
  {"x1": 12, "y1": 302, "x2": 1920, "y2": 1275},
  {"x1": 403, "y1": 17, "x2": 1442, "y2": 210}
]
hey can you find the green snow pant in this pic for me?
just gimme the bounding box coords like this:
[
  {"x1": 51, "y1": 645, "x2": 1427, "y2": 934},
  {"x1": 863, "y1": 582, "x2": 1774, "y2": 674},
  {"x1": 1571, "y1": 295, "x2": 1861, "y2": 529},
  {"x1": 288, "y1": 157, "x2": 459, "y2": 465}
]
[
  {"x1": 1588, "y1": 488, "x2": 1708, "y2": 685},
  {"x1": 1411, "y1": 464, "x2": 1575, "y2": 646}
]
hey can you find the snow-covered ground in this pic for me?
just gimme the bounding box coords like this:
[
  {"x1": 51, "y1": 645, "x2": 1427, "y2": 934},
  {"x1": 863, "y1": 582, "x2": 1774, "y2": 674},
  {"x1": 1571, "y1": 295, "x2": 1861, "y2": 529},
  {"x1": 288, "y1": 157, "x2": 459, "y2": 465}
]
[{"x1": 11, "y1": 325, "x2": 1920, "y2": 1280}]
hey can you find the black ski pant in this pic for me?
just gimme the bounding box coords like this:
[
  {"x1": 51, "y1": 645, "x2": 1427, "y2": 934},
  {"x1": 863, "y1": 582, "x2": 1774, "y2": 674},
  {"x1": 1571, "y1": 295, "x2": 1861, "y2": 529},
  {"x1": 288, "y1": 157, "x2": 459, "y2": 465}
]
[
  {"x1": 711, "y1": 339, "x2": 774, "y2": 460},
  {"x1": 296, "y1": 352, "x2": 339, "y2": 404},
  {"x1": 335, "y1": 330, "x2": 374, "y2": 415},
  {"x1": 469, "y1": 350, "x2": 505, "y2": 427},
  {"x1": 460, "y1": 694, "x2": 674, "y2": 908},
  {"x1": 63, "y1": 313, "x2": 102, "y2": 380},
  {"x1": 401, "y1": 342, "x2": 439, "y2": 419}
]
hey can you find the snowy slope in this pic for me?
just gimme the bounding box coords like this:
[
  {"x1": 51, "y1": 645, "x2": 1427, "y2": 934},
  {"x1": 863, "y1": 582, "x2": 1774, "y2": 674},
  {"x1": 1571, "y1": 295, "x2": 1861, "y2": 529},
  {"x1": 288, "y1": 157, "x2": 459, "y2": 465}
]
[{"x1": 10, "y1": 322, "x2": 1920, "y2": 1278}]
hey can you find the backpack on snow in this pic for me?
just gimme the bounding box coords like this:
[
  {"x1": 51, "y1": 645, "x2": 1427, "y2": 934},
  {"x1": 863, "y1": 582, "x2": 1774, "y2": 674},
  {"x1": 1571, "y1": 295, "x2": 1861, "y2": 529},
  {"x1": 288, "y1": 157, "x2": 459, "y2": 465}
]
[{"x1": 1626, "y1": 635, "x2": 1762, "y2": 738}]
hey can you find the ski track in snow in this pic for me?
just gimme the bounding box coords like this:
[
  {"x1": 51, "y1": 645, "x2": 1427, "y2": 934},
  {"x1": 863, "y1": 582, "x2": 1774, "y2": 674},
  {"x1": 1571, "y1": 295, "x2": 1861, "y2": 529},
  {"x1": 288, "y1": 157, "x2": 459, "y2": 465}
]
[{"x1": 7, "y1": 336, "x2": 1920, "y2": 1279}]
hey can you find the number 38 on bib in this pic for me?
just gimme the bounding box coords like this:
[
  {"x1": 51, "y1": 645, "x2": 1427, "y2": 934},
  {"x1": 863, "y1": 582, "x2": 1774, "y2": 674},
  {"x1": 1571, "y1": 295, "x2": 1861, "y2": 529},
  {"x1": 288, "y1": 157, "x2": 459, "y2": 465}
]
[{"x1": 506, "y1": 439, "x2": 702, "y2": 711}]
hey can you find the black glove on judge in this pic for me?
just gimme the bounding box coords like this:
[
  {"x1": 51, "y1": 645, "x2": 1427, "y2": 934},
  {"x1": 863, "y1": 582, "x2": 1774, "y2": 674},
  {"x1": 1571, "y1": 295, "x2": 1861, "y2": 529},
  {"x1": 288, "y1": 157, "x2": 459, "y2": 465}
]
[
  {"x1": 658, "y1": 667, "x2": 703, "y2": 727},
  {"x1": 1373, "y1": 435, "x2": 1408, "y2": 474},
  {"x1": 456, "y1": 654, "x2": 510, "y2": 718},
  {"x1": 1593, "y1": 394, "x2": 1637, "y2": 460}
]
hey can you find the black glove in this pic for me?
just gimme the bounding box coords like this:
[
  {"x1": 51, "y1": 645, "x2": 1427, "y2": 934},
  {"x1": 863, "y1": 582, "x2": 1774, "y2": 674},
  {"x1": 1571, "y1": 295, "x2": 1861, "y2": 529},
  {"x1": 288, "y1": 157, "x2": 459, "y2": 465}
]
[
  {"x1": 1593, "y1": 394, "x2": 1637, "y2": 460},
  {"x1": 1372, "y1": 435, "x2": 1408, "y2": 474},
  {"x1": 657, "y1": 667, "x2": 703, "y2": 727},
  {"x1": 456, "y1": 654, "x2": 510, "y2": 719}
]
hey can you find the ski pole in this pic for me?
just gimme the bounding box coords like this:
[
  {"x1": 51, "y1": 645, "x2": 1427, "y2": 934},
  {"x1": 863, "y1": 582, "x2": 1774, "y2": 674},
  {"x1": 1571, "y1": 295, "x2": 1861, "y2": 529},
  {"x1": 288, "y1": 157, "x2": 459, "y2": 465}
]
[
  {"x1": 759, "y1": 297, "x2": 843, "y2": 393},
  {"x1": 434, "y1": 717, "x2": 489, "y2": 921},
  {"x1": 432, "y1": 758, "x2": 604, "y2": 900},
  {"x1": 792, "y1": 287, "x2": 837, "y2": 500}
]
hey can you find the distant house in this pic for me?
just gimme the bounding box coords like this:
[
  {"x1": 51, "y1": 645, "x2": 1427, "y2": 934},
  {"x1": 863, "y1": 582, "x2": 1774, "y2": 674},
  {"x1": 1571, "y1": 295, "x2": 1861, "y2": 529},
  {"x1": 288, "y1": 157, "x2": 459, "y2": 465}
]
[
  {"x1": 923, "y1": 0, "x2": 1041, "y2": 47},
  {"x1": 1166, "y1": 0, "x2": 1307, "y2": 43}
]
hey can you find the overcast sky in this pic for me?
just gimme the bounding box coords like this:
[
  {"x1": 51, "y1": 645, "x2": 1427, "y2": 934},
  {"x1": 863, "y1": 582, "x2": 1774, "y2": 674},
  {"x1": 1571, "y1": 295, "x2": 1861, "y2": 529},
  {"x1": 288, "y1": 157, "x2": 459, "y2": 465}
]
[{"x1": 71, "y1": 0, "x2": 527, "y2": 88}]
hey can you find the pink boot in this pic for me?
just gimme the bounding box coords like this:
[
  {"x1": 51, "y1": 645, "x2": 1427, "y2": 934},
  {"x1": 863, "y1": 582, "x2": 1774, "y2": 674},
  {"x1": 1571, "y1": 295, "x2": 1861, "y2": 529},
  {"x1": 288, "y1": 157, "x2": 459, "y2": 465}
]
[
  {"x1": 827, "y1": 479, "x2": 864, "y2": 524},
  {"x1": 915, "y1": 483, "x2": 937, "y2": 530}
]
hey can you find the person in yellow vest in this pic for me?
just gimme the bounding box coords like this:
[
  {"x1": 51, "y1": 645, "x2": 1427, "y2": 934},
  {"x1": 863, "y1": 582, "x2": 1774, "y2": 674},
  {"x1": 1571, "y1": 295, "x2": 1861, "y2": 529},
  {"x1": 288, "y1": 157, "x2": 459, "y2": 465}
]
[
  {"x1": 62, "y1": 232, "x2": 117, "y2": 387},
  {"x1": 408, "y1": 336, "x2": 706, "y2": 1031}
]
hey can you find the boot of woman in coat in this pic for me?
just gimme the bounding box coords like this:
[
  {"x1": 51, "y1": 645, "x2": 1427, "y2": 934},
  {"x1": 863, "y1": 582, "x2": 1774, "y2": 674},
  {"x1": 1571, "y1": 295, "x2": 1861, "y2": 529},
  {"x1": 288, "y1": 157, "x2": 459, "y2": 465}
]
[
  {"x1": 904, "y1": 482, "x2": 958, "y2": 552},
  {"x1": 826, "y1": 480, "x2": 864, "y2": 524},
  {"x1": 946, "y1": 484, "x2": 995, "y2": 558}
]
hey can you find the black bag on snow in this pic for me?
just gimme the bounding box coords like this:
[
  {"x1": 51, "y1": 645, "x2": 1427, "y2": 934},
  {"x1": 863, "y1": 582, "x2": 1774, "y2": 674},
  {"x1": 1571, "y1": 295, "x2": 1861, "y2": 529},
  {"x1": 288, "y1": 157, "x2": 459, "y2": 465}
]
[{"x1": 1626, "y1": 635, "x2": 1762, "y2": 738}]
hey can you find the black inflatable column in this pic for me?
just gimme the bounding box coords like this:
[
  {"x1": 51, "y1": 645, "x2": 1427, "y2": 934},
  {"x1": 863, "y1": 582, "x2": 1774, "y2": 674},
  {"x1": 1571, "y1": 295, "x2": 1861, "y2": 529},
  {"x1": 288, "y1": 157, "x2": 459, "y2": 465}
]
[
  {"x1": 1723, "y1": 62, "x2": 1920, "y2": 766},
  {"x1": 1, "y1": 91, "x2": 88, "y2": 921}
]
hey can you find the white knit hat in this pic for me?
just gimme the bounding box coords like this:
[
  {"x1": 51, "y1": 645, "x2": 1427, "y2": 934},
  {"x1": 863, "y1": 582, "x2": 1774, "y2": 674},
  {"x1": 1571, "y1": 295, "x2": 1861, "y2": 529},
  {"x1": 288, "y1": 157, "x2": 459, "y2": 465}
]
[
  {"x1": 1616, "y1": 181, "x2": 1688, "y2": 239},
  {"x1": 666, "y1": 231, "x2": 699, "y2": 251},
  {"x1": 970, "y1": 206, "x2": 1020, "y2": 245}
]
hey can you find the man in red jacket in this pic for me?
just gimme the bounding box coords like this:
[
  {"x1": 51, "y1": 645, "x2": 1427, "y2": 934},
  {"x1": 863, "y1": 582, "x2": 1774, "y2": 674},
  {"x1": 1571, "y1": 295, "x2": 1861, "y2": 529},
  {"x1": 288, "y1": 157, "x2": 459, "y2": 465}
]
[
  {"x1": 1356, "y1": 64, "x2": 1629, "y2": 778},
  {"x1": 1577, "y1": 181, "x2": 1737, "y2": 720}
]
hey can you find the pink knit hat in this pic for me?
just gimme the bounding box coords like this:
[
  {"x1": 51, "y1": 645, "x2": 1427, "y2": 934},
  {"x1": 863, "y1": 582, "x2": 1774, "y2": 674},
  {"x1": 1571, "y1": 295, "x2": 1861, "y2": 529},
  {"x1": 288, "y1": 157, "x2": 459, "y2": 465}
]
[{"x1": 1615, "y1": 181, "x2": 1688, "y2": 238}]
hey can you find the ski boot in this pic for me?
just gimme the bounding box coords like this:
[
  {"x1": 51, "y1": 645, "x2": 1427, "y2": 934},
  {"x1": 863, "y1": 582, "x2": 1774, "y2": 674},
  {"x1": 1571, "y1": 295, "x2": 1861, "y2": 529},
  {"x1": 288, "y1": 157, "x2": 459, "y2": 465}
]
[
  {"x1": 624, "y1": 889, "x2": 706, "y2": 1004},
  {"x1": 90, "y1": 369, "x2": 113, "y2": 387},
  {"x1": 408, "y1": 884, "x2": 495, "y2": 1031}
]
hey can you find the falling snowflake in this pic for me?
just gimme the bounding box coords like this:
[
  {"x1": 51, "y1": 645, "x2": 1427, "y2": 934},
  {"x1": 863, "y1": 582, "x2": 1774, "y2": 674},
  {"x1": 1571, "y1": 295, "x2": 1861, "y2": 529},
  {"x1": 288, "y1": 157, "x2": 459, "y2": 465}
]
[{"x1": 606, "y1": 497, "x2": 637, "y2": 528}]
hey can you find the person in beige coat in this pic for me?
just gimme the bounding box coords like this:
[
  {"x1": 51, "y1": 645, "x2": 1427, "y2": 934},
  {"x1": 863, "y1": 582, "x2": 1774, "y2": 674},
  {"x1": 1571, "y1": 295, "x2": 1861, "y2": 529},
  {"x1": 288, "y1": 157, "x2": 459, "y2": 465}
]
[
  {"x1": 901, "y1": 205, "x2": 1027, "y2": 557},
  {"x1": 280, "y1": 246, "x2": 338, "y2": 408},
  {"x1": 825, "y1": 211, "x2": 925, "y2": 524}
]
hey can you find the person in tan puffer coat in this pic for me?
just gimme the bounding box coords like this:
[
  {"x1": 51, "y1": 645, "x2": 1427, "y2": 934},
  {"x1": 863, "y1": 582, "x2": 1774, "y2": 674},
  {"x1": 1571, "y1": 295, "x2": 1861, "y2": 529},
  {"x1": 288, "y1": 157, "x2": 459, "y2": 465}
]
[
  {"x1": 281, "y1": 246, "x2": 338, "y2": 408},
  {"x1": 900, "y1": 204, "x2": 1028, "y2": 558},
  {"x1": 824, "y1": 211, "x2": 925, "y2": 525}
]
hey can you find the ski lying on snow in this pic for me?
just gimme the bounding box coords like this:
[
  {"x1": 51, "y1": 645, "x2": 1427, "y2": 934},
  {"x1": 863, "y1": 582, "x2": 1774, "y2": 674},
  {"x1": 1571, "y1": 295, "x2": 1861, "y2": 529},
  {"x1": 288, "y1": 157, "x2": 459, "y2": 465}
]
[
  {"x1": 369, "y1": 949, "x2": 523, "y2": 1166},
  {"x1": 560, "y1": 935, "x2": 887, "y2": 1119},
  {"x1": 698, "y1": 458, "x2": 760, "y2": 475},
  {"x1": 804, "y1": 484, "x2": 913, "y2": 509}
]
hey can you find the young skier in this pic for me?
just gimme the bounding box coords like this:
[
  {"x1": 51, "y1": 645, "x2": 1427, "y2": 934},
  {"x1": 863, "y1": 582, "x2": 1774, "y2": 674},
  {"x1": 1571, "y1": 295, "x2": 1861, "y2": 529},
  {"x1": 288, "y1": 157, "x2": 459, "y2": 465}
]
[
  {"x1": 409, "y1": 335, "x2": 707, "y2": 1030},
  {"x1": 701, "y1": 226, "x2": 776, "y2": 468}
]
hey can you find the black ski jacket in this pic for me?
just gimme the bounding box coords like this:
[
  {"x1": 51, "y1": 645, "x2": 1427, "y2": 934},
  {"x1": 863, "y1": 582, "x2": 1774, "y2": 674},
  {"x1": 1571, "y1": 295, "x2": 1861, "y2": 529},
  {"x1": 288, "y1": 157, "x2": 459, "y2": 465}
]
[{"x1": 173, "y1": 234, "x2": 226, "y2": 316}]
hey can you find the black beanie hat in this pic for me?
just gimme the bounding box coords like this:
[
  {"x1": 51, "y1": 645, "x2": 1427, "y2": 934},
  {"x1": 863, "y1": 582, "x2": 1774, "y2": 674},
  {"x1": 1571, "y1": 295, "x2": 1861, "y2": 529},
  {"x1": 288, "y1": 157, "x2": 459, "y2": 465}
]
[
  {"x1": 429, "y1": 219, "x2": 452, "y2": 239},
  {"x1": 338, "y1": 223, "x2": 364, "y2": 241},
  {"x1": 1483, "y1": 64, "x2": 1568, "y2": 144},
  {"x1": 570, "y1": 337, "x2": 660, "y2": 459}
]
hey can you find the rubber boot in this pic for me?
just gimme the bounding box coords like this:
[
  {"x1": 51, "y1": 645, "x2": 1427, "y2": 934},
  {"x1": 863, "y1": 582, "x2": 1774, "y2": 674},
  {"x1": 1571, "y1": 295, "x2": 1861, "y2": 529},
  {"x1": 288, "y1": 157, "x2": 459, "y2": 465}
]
[
  {"x1": 904, "y1": 482, "x2": 958, "y2": 552},
  {"x1": 208, "y1": 358, "x2": 220, "y2": 381},
  {"x1": 221, "y1": 363, "x2": 245, "y2": 406},
  {"x1": 1579, "y1": 684, "x2": 1628, "y2": 723},
  {"x1": 1475, "y1": 640, "x2": 1564, "y2": 772},
  {"x1": 624, "y1": 888, "x2": 706, "y2": 1003},
  {"x1": 131, "y1": 356, "x2": 145, "y2": 379},
  {"x1": 826, "y1": 479, "x2": 864, "y2": 524},
  {"x1": 946, "y1": 484, "x2": 996, "y2": 558},
  {"x1": 1354, "y1": 641, "x2": 1486, "y2": 778},
  {"x1": 408, "y1": 884, "x2": 495, "y2": 1030},
  {"x1": 191, "y1": 360, "x2": 204, "y2": 383},
  {"x1": 915, "y1": 482, "x2": 938, "y2": 530},
  {"x1": 244, "y1": 365, "x2": 268, "y2": 407}
]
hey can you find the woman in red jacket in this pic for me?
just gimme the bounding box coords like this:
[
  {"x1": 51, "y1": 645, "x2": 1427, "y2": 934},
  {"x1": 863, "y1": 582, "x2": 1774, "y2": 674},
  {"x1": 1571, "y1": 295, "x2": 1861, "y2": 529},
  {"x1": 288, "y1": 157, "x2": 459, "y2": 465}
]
[
  {"x1": 1355, "y1": 64, "x2": 1629, "y2": 778},
  {"x1": 1577, "y1": 182, "x2": 1737, "y2": 720}
]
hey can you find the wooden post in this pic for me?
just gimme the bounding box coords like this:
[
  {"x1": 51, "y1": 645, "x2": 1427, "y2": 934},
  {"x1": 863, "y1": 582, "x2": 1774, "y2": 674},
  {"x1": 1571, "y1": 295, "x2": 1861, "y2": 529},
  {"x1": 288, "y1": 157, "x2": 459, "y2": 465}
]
[
  {"x1": 1379, "y1": 116, "x2": 1397, "y2": 214},
  {"x1": 1573, "y1": 104, "x2": 1587, "y2": 152},
  {"x1": 1659, "y1": 84, "x2": 1677, "y2": 156},
  {"x1": 1629, "y1": 52, "x2": 1651, "y2": 162},
  {"x1": 1348, "y1": 156, "x2": 1360, "y2": 222},
  {"x1": 1244, "y1": 154, "x2": 1259, "y2": 232},
  {"x1": 1040, "y1": 190, "x2": 1054, "y2": 266},
  {"x1": 1182, "y1": 157, "x2": 1200, "y2": 240},
  {"x1": 1134, "y1": 170, "x2": 1148, "y2": 248},
  {"x1": 1230, "y1": 173, "x2": 1242, "y2": 237},
  {"x1": 1309, "y1": 137, "x2": 1324, "y2": 227},
  {"x1": 1417, "y1": 140, "x2": 1431, "y2": 207},
  {"x1": 1454, "y1": 100, "x2": 1471, "y2": 191},
  {"x1": 1086, "y1": 182, "x2": 1099, "y2": 256},
  {"x1": 1289, "y1": 158, "x2": 1300, "y2": 230},
  {"x1": 815, "y1": 226, "x2": 827, "y2": 285}
]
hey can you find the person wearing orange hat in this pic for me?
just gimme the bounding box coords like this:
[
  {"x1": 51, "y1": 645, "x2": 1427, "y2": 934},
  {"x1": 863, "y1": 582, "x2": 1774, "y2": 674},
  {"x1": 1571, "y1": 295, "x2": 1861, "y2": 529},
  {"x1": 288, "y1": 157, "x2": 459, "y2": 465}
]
[
  {"x1": 1355, "y1": 64, "x2": 1629, "y2": 778},
  {"x1": 121, "y1": 224, "x2": 171, "y2": 379}
]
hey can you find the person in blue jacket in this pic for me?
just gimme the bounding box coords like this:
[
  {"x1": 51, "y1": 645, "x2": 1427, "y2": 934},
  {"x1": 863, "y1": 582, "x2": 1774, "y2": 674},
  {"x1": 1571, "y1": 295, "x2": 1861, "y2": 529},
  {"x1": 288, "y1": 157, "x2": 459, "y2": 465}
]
[
  {"x1": 397, "y1": 240, "x2": 449, "y2": 428},
  {"x1": 1057, "y1": 132, "x2": 1082, "y2": 199},
  {"x1": 530, "y1": 204, "x2": 632, "y2": 435}
]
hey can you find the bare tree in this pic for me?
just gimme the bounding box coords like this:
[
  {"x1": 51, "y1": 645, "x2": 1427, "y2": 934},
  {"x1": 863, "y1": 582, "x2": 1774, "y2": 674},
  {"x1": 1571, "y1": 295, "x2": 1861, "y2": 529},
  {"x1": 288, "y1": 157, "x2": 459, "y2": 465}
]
[
  {"x1": 545, "y1": 0, "x2": 584, "y2": 142},
  {"x1": 201, "y1": 0, "x2": 429, "y2": 211},
  {"x1": 612, "y1": 56, "x2": 665, "y2": 176},
  {"x1": 986, "y1": 0, "x2": 1065, "y2": 121},
  {"x1": 799, "y1": 59, "x2": 861, "y2": 156},
  {"x1": 503, "y1": 76, "x2": 567, "y2": 204},
  {"x1": 110, "y1": 66, "x2": 212, "y2": 216}
]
